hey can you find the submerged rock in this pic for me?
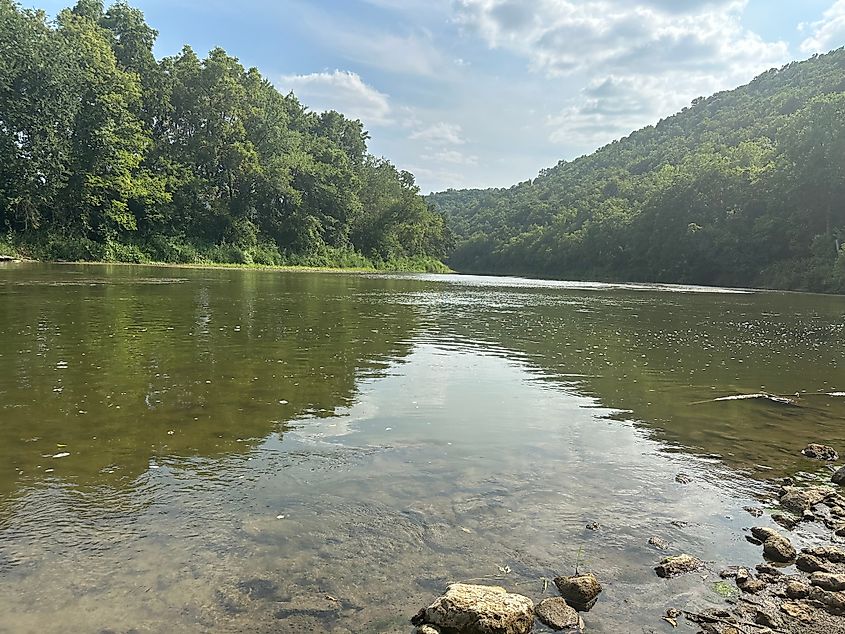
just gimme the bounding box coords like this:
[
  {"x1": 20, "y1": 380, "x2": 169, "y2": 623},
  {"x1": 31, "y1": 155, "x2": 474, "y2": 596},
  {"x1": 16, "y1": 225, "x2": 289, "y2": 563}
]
[
  {"x1": 675, "y1": 473, "x2": 693, "y2": 484},
  {"x1": 832, "y1": 466, "x2": 845, "y2": 486},
  {"x1": 654, "y1": 554, "x2": 703, "y2": 578},
  {"x1": 802, "y1": 444, "x2": 839, "y2": 461},
  {"x1": 553, "y1": 573, "x2": 603, "y2": 612},
  {"x1": 535, "y1": 597, "x2": 584, "y2": 632},
  {"x1": 648, "y1": 536, "x2": 670, "y2": 551},
  {"x1": 412, "y1": 584, "x2": 534, "y2": 634}
]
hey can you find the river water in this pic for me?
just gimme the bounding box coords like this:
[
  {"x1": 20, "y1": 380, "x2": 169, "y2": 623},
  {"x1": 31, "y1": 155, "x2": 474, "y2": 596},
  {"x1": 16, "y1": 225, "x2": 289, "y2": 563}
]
[{"x1": 0, "y1": 263, "x2": 844, "y2": 633}]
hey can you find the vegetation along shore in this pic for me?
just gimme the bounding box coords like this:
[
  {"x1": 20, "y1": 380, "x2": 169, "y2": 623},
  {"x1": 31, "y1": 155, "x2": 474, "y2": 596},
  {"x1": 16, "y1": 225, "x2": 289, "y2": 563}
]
[{"x1": 0, "y1": 1, "x2": 453, "y2": 273}]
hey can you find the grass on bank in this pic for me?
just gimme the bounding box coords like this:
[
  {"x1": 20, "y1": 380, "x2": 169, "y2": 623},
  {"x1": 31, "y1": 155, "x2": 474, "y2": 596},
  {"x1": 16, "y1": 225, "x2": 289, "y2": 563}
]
[{"x1": 2, "y1": 234, "x2": 451, "y2": 273}]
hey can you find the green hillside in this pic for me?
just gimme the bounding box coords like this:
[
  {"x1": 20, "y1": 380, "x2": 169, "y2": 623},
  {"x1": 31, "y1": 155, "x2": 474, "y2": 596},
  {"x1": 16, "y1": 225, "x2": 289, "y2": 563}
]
[{"x1": 430, "y1": 49, "x2": 845, "y2": 292}]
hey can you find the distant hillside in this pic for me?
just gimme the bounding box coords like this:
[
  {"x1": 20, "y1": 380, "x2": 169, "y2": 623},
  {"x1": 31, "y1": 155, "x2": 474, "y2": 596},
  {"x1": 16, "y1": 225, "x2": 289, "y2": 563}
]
[{"x1": 429, "y1": 48, "x2": 845, "y2": 293}]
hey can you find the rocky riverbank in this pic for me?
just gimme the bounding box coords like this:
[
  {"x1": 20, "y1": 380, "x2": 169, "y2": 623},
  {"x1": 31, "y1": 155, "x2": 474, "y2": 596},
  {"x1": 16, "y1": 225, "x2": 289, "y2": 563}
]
[{"x1": 410, "y1": 444, "x2": 845, "y2": 633}]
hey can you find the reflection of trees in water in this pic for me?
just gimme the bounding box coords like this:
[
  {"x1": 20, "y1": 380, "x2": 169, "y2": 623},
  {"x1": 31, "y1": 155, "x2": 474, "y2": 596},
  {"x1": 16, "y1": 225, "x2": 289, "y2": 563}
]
[
  {"x1": 420, "y1": 286, "x2": 845, "y2": 475},
  {"x1": 0, "y1": 267, "x2": 421, "y2": 504}
]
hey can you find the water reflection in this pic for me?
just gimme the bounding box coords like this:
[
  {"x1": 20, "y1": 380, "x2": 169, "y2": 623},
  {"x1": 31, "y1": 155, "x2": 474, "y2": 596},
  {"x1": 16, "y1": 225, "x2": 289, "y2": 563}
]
[
  {"x1": 397, "y1": 278, "x2": 845, "y2": 476},
  {"x1": 0, "y1": 265, "x2": 421, "y2": 500}
]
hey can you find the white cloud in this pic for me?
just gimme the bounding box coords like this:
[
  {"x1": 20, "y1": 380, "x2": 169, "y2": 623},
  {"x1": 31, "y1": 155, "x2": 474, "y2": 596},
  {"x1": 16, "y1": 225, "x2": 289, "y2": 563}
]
[
  {"x1": 277, "y1": 70, "x2": 392, "y2": 126},
  {"x1": 455, "y1": 0, "x2": 785, "y2": 77},
  {"x1": 422, "y1": 149, "x2": 479, "y2": 165},
  {"x1": 286, "y1": 2, "x2": 453, "y2": 78},
  {"x1": 800, "y1": 0, "x2": 845, "y2": 54},
  {"x1": 346, "y1": 32, "x2": 449, "y2": 77},
  {"x1": 410, "y1": 122, "x2": 467, "y2": 145},
  {"x1": 455, "y1": 1, "x2": 789, "y2": 151}
]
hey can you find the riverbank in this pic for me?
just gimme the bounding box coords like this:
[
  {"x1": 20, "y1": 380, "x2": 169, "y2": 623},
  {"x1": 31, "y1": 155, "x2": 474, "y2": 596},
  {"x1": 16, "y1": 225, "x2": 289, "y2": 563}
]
[
  {"x1": 0, "y1": 240, "x2": 451, "y2": 274},
  {"x1": 408, "y1": 445, "x2": 845, "y2": 634}
]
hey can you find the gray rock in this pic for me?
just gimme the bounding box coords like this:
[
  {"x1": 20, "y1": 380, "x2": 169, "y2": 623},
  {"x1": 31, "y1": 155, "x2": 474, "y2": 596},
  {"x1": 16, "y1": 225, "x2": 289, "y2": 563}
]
[
  {"x1": 553, "y1": 573, "x2": 603, "y2": 612},
  {"x1": 735, "y1": 568, "x2": 766, "y2": 594},
  {"x1": 771, "y1": 512, "x2": 799, "y2": 530},
  {"x1": 755, "y1": 564, "x2": 782, "y2": 577},
  {"x1": 833, "y1": 466, "x2": 845, "y2": 486},
  {"x1": 535, "y1": 597, "x2": 584, "y2": 632},
  {"x1": 654, "y1": 554, "x2": 703, "y2": 578},
  {"x1": 647, "y1": 536, "x2": 670, "y2": 551},
  {"x1": 754, "y1": 605, "x2": 782, "y2": 630},
  {"x1": 808, "y1": 586, "x2": 845, "y2": 616},
  {"x1": 785, "y1": 581, "x2": 809, "y2": 599},
  {"x1": 415, "y1": 626, "x2": 443, "y2": 634},
  {"x1": 796, "y1": 553, "x2": 832, "y2": 573},
  {"x1": 412, "y1": 584, "x2": 534, "y2": 634},
  {"x1": 751, "y1": 526, "x2": 780, "y2": 542},
  {"x1": 762, "y1": 536, "x2": 796, "y2": 563},
  {"x1": 780, "y1": 486, "x2": 834, "y2": 514},
  {"x1": 804, "y1": 546, "x2": 845, "y2": 563},
  {"x1": 780, "y1": 600, "x2": 814, "y2": 623},
  {"x1": 802, "y1": 444, "x2": 839, "y2": 461},
  {"x1": 810, "y1": 572, "x2": 845, "y2": 592}
]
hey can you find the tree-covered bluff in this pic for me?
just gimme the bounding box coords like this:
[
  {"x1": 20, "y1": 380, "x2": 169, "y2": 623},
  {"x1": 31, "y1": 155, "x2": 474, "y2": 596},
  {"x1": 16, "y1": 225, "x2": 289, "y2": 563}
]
[
  {"x1": 0, "y1": 0, "x2": 452, "y2": 270},
  {"x1": 430, "y1": 49, "x2": 845, "y2": 292}
]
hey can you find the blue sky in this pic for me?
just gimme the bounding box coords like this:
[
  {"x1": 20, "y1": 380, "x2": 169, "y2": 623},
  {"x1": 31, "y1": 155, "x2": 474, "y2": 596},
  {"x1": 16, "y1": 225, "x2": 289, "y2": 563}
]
[{"x1": 25, "y1": 0, "x2": 845, "y2": 193}]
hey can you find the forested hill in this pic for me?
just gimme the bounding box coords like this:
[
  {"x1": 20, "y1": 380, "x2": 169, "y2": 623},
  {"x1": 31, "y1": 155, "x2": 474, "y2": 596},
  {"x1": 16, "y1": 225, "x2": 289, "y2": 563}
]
[
  {"x1": 0, "y1": 0, "x2": 452, "y2": 270},
  {"x1": 430, "y1": 49, "x2": 845, "y2": 293}
]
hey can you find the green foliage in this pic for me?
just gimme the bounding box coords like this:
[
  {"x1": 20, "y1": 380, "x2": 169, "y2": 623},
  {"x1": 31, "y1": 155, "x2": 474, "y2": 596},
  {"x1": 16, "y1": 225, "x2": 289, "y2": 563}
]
[
  {"x1": 430, "y1": 48, "x2": 845, "y2": 293},
  {"x1": 711, "y1": 581, "x2": 740, "y2": 599},
  {"x1": 0, "y1": 0, "x2": 450, "y2": 272}
]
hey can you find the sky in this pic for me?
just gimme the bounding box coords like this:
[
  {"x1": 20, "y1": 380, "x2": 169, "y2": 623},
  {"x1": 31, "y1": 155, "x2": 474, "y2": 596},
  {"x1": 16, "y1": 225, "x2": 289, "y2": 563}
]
[{"x1": 25, "y1": 0, "x2": 845, "y2": 193}]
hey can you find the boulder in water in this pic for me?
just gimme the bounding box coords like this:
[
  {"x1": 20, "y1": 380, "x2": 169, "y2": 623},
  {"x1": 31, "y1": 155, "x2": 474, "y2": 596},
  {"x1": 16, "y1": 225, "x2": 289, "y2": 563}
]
[
  {"x1": 654, "y1": 554, "x2": 703, "y2": 578},
  {"x1": 535, "y1": 597, "x2": 584, "y2": 632},
  {"x1": 802, "y1": 444, "x2": 839, "y2": 461},
  {"x1": 412, "y1": 583, "x2": 534, "y2": 634},
  {"x1": 553, "y1": 573, "x2": 603, "y2": 611}
]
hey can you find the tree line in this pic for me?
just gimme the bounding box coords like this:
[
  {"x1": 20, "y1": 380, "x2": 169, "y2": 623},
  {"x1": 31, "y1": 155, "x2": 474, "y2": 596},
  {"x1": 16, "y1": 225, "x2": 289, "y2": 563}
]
[
  {"x1": 430, "y1": 49, "x2": 845, "y2": 293},
  {"x1": 0, "y1": 0, "x2": 452, "y2": 269}
]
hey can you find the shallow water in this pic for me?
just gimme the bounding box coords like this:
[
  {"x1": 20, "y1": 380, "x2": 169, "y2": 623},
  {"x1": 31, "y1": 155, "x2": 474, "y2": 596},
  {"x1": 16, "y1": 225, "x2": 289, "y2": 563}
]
[{"x1": 0, "y1": 263, "x2": 844, "y2": 633}]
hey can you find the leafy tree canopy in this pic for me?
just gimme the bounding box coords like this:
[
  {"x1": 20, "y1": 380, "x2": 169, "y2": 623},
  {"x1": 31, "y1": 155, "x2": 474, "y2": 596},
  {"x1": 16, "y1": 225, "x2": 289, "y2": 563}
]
[{"x1": 0, "y1": 0, "x2": 452, "y2": 270}]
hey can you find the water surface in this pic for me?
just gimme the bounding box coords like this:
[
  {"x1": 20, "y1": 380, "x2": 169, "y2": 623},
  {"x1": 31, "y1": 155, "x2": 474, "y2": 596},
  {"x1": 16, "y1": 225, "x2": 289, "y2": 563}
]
[{"x1": 1, "y1": 263, "x2": 844, "y2": 633}]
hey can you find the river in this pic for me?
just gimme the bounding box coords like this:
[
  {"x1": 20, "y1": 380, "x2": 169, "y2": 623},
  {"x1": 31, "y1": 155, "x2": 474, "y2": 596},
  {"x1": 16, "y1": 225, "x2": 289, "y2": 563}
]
[{"x1": 1, "y1": 263, "x2": 843, "y2": 633}]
